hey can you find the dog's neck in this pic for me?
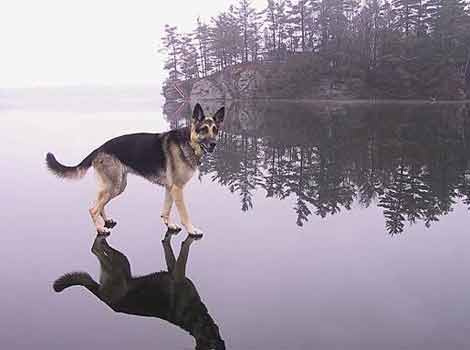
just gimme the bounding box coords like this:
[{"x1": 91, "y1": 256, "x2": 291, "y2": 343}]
[
  {"x1": 189, "y1": 141, "x2": 204, "y2": 160},
  {"x1": 179, "y1": 126, "x2": 203, "y2": 167},
  {"x1": 189, "y1": 125, "x2": 205, "y2": 159}
]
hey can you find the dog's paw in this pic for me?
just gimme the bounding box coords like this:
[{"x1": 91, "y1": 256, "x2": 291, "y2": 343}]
[
  {"x1": 188, "y1": 233, "x2": 204, "y2": 240},
  {"x1": 104, "y1": 219, "x2": 117, "y2": 229},
  {"x1": 163, "y1": 225, "x2": 182, "y2": 242},
  {"x1": 187, "y1": 226, "x2": 203, "y2": 235},
  {"x1": 97, "y1": 228, "x2": 111, "y2": 236},
  {"x1": 167, "y1": 223, "x2": 182, "y2": 233}
]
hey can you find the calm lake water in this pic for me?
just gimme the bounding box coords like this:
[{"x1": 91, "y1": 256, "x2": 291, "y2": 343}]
[{"x1": 1, "y1": 89, "x2": 470, "y2": 349}]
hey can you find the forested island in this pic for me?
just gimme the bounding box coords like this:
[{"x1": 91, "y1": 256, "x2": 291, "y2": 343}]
[{"x1": 160, "y1": 0, "x2": 470, "y2": 100}]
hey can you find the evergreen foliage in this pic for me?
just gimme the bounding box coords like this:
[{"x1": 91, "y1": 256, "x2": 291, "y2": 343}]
[{"x1": 161, "y1": 0, "x2": 470, "y2": 98}]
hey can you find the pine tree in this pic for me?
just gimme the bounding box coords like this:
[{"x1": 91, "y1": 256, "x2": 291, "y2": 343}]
[
  {"x1": 235, "y1": 0, "x2": 257, "y2": 62},
  {"x1": 286, "y1": 0, "x2": 313, "y2": 52},
  {"x1": 264, "y1": 0, "x2": 278, "y2": 52},
  {"x1": 210, "y1": 10, "x2": 242, "y2": 69},
  {"x1": 160, "y1": 24, "x2": 181, "y2": 81},
  {"x1": 391, "y1": 0, "x2": 421, "y2": 37},
  {"x1": 275, "y1": 0, "x2": 289, "y2": 53},
  {"x1": 248, "y1": 14, "x2": 263, "y2": 62},
  {"x1": 311, "y1": 0, "x2": 330, "y2": 51},
  {"x1": 378, "y1": 164, "x2": 409, "y2": 235},
  {"x1": 427, "y1": 0, "x2": 469, "y2": 52},
  {"x1": 179, "y1": 34, "x2": 200, "y2": 80},
  {"x1": 194, "y1": 18, "x2": 211, "y2": 76},
  {"x1": 344, "y1": 0, "x2": 360, "y2": 24}
]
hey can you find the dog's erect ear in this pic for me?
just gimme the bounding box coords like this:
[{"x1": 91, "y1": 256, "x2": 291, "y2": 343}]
[
  {"x1": 192, "y1": 103, "x2": 205, "y2": 122},
  {"x1": 213, "y1": 107, "x2": 225, "y2": 125}
]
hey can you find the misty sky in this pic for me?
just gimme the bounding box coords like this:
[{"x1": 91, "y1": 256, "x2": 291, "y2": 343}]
[{"x1": 1, "y1": 0, "x2": 266, "y2": 88}]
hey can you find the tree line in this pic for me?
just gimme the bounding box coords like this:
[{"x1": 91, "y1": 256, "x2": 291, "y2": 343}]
[{"x1": 161, "y1": 0, "x2": 470, "y2": 97}]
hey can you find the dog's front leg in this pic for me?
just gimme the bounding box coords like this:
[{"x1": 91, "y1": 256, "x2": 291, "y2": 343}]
[
  {"x1": 173, "y1": 234, "x2": 202, "y2": 282},
  {"x1": 161, "y1": 187, "x2": 181, "y2": 232},
  {"x1": 170, "y1": 185, "x2": 202, "y2": 235}
]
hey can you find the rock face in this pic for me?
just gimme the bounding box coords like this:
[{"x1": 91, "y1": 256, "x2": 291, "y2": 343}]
[
  {"x1": 185, "y1": 64, "x2": 361, "y2": 101},
  {"x1": 164, "y1": 60, "x2": 468, "y2": 101},
  {"x1": 188, "y1": 65, "x2": 265, "y2": 101},
  {"x1": 234, "y1": 68, "x2": 265, "y2": 98},
  {"x1": 190, "y1": 79, "x2": 226, "y2": 101}
]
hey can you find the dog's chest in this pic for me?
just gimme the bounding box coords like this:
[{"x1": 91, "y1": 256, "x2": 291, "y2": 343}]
[
  {"x1": 148, "y1": 162, "x2": 195, "y2": 187},
  {"x1": 172, "y1": 161, "x2": 196, "y2": 186}
]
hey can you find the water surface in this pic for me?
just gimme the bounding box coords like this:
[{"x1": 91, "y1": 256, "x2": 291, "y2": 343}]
[{"x1": 1, "y1": 91, "x2": 469, "y2": 349}]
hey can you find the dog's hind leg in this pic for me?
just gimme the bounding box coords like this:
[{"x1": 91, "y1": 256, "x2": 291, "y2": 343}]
[
  {"x1": 161, "y1": 187, "x2": 181, "y2": 233},
  {"x1": 101, "y1": 207, "x2": 116, "y2": 229},
  {"x1": 90, "y1": 154, "x2": 126, "y2": 234},
  {"x1": 89, "y1": 189, "x2": 111, "y2": 235},
  {"x1": 101, "y1": 172, "x2": 126, "y2": 229},
  {"x1": 162, "y1": 230, "x2": 177, "y2": 273}
]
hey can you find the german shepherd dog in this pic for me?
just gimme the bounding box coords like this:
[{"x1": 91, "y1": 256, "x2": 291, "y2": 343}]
[
  {"x1": 53, "y1": 230, "x2": 225, "y2": 350},
  {"x1": 46, "y1": 104, "x2": 224, "y2": 235}
]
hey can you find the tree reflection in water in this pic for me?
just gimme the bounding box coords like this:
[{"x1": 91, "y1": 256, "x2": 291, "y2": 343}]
[{"x1": 163, "y1": 100, "x2": 470, "y2": 235}]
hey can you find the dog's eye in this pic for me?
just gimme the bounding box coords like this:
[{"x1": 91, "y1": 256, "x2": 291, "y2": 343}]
[
  {"x1": 199, "y1": 126, "x2": 209, "y2": 134},
  {"x1": 212, "y1": 126, "x2": 218, "y2": 134}
]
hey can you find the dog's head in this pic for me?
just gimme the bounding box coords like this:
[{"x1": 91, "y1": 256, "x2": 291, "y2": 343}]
[
  {"x1": 190, "y1": 103, "x2": 225, "y2": 154},
  {"x1": 193, "y1": 312, "x2": 225, "y2": 350}
]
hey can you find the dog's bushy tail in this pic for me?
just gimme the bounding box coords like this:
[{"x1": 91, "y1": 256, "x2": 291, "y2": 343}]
[
  {"x1": 53, "y1": 272, "x2": 100, "y2": 296},
  {"x1": 46, "y1": 150, "x2": 96, "y2": 180}
]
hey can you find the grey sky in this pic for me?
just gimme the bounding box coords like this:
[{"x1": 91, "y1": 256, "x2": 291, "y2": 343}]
[{"x1": 0, "y1": 0, "x2": 266, "y2": 88}]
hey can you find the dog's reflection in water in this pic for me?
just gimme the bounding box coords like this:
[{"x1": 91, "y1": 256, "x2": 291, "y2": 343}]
[{"x1": 53, "y1": 231, "x2": 225, "y2": 350}]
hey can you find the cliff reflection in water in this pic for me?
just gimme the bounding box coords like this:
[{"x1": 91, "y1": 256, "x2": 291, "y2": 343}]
[{"x1": 164, "y1": 100, "x2": 470, "y2": 235}]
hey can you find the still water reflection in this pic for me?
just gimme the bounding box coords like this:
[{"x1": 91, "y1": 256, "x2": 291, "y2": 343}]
[
  {"x1": 166, "y1": 100, "x2": 470, "y2": 235},
  {"x1": 1, "y1": 93, "x2": 470, "y2": 350},
  {"x1": 54, "y1": 231, "x2": 224, "y2": 350}
]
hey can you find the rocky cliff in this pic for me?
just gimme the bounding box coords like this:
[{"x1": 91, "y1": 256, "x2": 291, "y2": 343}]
[
  {"x1": 163, "y1": 62, "x2": 366, "y2": 102},
  {"x1": 163, "y1": 57, "x2": 468, "y2": 101}
]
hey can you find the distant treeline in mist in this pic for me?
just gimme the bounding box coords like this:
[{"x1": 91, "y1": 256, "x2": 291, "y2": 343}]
[{"x1": 160, "y1": 0, "x2": 470, "y2": 98}]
